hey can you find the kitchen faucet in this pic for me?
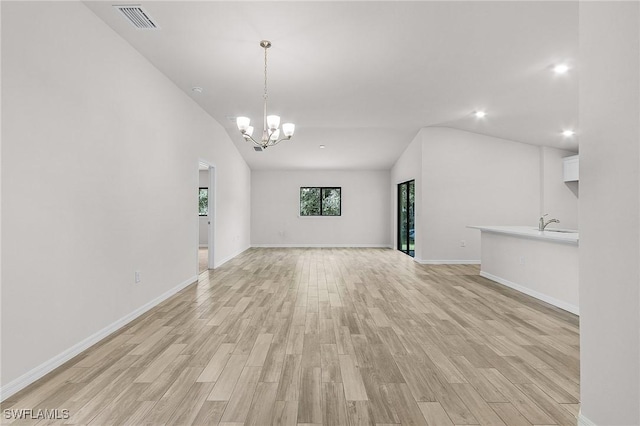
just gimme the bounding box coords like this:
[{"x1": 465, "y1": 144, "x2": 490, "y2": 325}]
[{"x1": 539, "y1": 214, "x2": 560, "y2": 231}]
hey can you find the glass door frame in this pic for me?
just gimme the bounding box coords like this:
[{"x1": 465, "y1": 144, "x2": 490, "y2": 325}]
[{"x1": 397, "y1": 179, "x2": 415, "y2": 257}]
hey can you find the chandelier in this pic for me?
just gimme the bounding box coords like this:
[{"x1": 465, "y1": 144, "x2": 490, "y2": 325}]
[{"x1": 236, "y1": 40, "x2": 295, "y2": 150}]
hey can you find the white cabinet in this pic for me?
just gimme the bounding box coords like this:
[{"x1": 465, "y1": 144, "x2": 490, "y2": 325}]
[{"x1": 563, "y1": 155, "x2": 579, "y2": 182}]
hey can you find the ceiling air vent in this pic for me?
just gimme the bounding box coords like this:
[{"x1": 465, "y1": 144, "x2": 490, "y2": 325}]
[{"x1": 114, "y1": 5, "x2": 159, "y2": 29}]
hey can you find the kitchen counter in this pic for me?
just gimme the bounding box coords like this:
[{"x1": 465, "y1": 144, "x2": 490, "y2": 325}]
[
  {"x1": 469, "y1": 225, "x2": 579, "y2": 315},
  {"x1": 467, "y1": 225, "x2": 578, "y2": 244}
]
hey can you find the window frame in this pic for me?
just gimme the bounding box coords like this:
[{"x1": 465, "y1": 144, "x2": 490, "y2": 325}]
[
  {"x1": 299, "y1": 186, "x2": 342, "y2": 217},
  {"x1": 199, "y1": 187, "x2": 208, "y2": 216}
]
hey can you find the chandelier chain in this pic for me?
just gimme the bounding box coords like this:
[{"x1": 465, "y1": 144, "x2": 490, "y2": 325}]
[{"x1": 264, "y1": 45, "x2": 268, "y2": 101}]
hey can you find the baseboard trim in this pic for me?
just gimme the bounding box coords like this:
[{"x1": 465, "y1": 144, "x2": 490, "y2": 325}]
[
  {"x1": 251, "y1": 244, "x2": 392, "y2": 248},
  {"x1": 480, "y1": 271, "x2": 579, "y2": 315},
  {"x1": 578, "y1": 412, "x2": 597, "y2": 426},
  {"x1": 415, "y1": 259, "x2": 481, "y2": 265},
  {"x1": 214, "y1": 245, "x2": 250, "y2": 268},
  {"x1": 0, "y1": 275, "x2": 198, "y2": 402}
]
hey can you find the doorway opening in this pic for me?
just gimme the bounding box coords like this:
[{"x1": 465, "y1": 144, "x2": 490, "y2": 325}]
[
  {"x1": 198, "y1": 162, "x2": 215, "y2": 273},
  {"x1": 397, "y1": 179, "x2": 415, "y2": 257}
]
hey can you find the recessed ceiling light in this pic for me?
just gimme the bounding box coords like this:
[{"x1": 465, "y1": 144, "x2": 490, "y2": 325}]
[
  {"x1": 474, "y1": 111, "x2": 486, "y2": 118},
  {"x1": 319, "y1": 145, "x2": 326, "y2": 149},
  {"x1": 562, "y1": 130, "x2": 575, "y2": 137},
  {"x1": 192, "y1": 87, "x2": 203, "y2": 93},
  {"x1": 553, "y1": 64, "x2": 570, "y2": 74}
]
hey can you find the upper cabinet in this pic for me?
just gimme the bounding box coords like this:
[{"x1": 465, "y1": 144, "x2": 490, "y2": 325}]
[{"x1": 563, "y1": 155, "x2": 579, "y2": 182}]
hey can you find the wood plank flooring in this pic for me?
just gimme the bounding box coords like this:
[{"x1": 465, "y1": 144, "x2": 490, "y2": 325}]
[
  {"x1": 199, "y1": 248, "x2": 208, "y2": 273},
  {"x1": 1, "y1": 248, "x2": 580, "y2": 425}
]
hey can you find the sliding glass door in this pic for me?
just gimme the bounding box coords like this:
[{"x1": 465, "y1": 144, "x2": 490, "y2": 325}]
[{"x1": 397, "y1": 180, "x2": 415, "y2": 257}]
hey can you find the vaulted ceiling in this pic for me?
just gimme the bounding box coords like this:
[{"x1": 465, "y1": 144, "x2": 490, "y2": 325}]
[{"x1": 85, "y1": 1, "x2": 578, "y2": 170}]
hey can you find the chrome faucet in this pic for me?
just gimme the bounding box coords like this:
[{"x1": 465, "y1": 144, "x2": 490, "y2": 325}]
[{"x1": 539, "y1": 214, "x2": 560, "y2": 231}]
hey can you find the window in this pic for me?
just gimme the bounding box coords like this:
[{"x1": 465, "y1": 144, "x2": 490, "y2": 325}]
[
  {"x1": 199, "y1": 187, "x2": 208, "y2": 216},
  {"x1": 300, "y1": 187, "x2": 341, "y2": 216}
]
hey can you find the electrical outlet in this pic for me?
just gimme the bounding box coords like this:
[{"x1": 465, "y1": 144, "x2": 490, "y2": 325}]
[
  {"x1": 135, "y1": 271, "x2": 141, "y2": 283},
  {"x1": 460, "y1": 240, "x2": 466, "y2": 247}
]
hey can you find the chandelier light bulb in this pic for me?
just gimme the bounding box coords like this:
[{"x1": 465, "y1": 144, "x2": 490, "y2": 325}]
[
  {"x1": 245, "y1": 126, "x2": 254, "y2": 137},
  {"x1": 270, "y1": 129, "x2": 280, "y2": 141},
  {"x1": 267, "y1": 115, "x2": 280, "y2": 131},
  {"x1": 282, "y1": 123, "x2": 295, "y2": 137},
  {"x1": 562, "y1": 129, "x2": 575, "y2": 137},
  {"x1": 236, "y1": 117, "x2": 250, "y2": 132},
  {"x1": 474, "y1": 111, "x2": 486, "y2": 118},
  {"x1": 553, "y1": 64, "x2": 570, "y2": 74}
]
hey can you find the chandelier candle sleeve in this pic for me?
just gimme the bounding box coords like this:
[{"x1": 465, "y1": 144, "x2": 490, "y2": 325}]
[{"x1": 236, "y1": 40, "x2": 295, "y2": 149}]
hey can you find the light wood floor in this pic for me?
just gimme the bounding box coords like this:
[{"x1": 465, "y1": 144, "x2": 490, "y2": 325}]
[
  {"x1": 199, "y1": 247, "x2": 208, "y2": 273},
  {"x1": 2, "y1": 248, "x2": 580, "y2": 425}
]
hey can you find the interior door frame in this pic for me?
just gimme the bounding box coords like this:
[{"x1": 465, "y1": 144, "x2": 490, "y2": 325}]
[
  {"x1": 208, "y1": 164, "x2": 216, "y2": 269},
  {"x1": 197, "y1": 161, "x2": 216, "y2": 271}
]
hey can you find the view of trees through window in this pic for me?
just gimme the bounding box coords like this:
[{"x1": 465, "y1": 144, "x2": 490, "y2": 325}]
[
  {"x1": 199, "y1": 187, "x2": 208, "y2": 216},
  {"x1": 300, "y1": 187, "x2": 341, "y2": 216}
]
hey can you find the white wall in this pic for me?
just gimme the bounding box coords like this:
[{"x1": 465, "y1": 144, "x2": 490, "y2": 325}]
[
  {"x1": 199, "y1": 170, "x2": 209, "y2": 246},
  {"x1": 541, "y1": 146, "x2": 579, "y2": 230},
  {"x1": 579, "y1": 2, "x2": 640, "y2": 425},
  {"x1": 391, "y1": 128, "x2": 580, "y2": 264},
  {"x1": 1, "y1": 1, "x2": 250, "y2": 396},
  {"x1": 390, "y1": 132, "x2": 423, "y2": 259},
  {"x1": 420, "y1": 127, "x2": 541, "y2": 263},
  {"x1": 251, "y1": 170, "x2": 390, "y2": 247}
]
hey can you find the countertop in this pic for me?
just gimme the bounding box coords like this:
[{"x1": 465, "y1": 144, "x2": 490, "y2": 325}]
[{"x1": 467, "y1": 225, "x2": 579, "y2": 244}]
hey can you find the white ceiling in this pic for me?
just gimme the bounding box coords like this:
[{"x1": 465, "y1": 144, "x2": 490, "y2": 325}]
[{"x1": 84, "y1": 1, "x2": 579, "y2": 170}]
